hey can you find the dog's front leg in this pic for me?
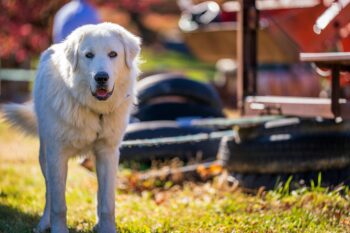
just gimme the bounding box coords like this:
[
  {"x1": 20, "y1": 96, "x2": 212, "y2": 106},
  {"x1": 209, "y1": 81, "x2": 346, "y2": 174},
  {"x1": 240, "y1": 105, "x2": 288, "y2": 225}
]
[
  {"x1": 34, "y1": 141, "x2": 51, "y2": 233},
  {"x1": 46, "y1": 145, "x2": 69, "y2": 233},
  {"x1": 94, "y1": 146, "x2": 118, "y2": 233}
]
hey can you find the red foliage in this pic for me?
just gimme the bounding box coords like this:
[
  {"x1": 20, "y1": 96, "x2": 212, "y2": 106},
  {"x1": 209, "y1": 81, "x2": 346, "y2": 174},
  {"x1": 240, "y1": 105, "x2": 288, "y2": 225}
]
[
  {"x1": 94, "y1": 0, "x2": 163, "y2": 11},
  {"x1": 0, "y1": 0, "x2": 166, "y2": 66},
  {"x1": 0, "y1": 0, "x2": 69, "y2": 65}
]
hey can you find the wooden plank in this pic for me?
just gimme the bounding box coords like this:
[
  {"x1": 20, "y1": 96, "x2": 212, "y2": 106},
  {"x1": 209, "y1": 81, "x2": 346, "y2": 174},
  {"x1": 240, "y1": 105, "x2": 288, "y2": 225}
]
[
  {"x1": 244, "y1": 96, "x2": 350, "y2": 119},
  {"x1": 182, "y1": 23, "x2": 298, "y2": 63}
]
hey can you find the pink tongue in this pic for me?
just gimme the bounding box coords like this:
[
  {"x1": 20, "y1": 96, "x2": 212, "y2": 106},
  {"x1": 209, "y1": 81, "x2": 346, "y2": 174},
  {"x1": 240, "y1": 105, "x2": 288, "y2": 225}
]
[{"x1": 96, "y1": 89, "x2": 108, "y2": 97}]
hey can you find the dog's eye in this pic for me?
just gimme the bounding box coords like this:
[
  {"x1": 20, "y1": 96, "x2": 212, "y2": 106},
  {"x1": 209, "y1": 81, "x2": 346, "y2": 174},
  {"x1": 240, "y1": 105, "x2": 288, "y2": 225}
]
[
  {"x1": 85, "y1": 52, "x2": 94, "y2": 59},
  {"x1": 108, "y1": 51, "x2": 118, "y2": 58}
]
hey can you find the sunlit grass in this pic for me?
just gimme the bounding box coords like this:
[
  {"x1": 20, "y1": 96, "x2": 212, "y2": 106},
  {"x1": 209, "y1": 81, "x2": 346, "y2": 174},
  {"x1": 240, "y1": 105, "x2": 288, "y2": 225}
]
[
  {"x1": 0, "y1": 118, "x2": 350, "y2": 233},
  {"x1": 140, "y1": 49, "x2": 216, "y2": 82}
]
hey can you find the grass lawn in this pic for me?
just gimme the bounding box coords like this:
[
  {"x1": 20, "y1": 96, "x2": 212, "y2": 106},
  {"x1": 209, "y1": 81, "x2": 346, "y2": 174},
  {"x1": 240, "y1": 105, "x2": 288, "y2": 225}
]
[
  {"x1": 1, "y1": 119, "x2": 350, "y2": 233},
  {"x1": 140, "y1": 49, "x2": 216, "y2": 82}
]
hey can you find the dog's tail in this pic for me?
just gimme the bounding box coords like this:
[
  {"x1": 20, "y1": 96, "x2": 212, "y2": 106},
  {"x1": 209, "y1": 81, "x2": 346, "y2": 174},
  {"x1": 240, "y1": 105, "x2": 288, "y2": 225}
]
[{"x1": 2, "y1": 102, "x2": 38, "y2": 136}]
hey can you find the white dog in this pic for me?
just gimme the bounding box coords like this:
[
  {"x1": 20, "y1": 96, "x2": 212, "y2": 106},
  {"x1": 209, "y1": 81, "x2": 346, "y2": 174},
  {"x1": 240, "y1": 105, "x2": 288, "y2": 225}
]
[{"x1": 3, "y1": 22, "x2": 141, "y2": 233}]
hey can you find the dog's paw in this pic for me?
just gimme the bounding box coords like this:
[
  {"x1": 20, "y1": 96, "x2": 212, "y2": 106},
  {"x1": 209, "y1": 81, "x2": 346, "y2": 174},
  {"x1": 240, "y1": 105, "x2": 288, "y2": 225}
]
[
  {"x1": 33, "y1": 226, "x2": 50, "y2": 233},
  {"x1": 33, "y1": 216, "x2": 50, "y2": 233},
  {"x1": 93, "y1": 222, "x2": 117, "y2": 233},
  {"x1": 33, "y1": 227, "x2": 47, "y2": 233},
  {"x1": 50, "y1": 225, "x2": 69, "y2": 233}
]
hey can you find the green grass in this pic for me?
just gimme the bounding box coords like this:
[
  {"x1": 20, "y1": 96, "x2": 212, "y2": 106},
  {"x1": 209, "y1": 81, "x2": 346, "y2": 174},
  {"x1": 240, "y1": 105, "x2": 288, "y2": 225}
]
[
  {"x1": 140, "y1": 49, "x2": 216, "y2": 82},
  {"x1": 1, "y1": 120, "x2": 350, "y2": 233}
]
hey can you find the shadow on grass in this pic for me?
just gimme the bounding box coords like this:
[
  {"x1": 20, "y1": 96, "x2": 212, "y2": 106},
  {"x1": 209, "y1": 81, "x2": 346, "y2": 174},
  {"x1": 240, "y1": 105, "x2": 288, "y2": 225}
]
[
  {"x1": 0, "y1": 203, "x2": 39, "y2": 233},
  {"x1": 0, "y1": 204, "x2": 93, "y2": 233}
]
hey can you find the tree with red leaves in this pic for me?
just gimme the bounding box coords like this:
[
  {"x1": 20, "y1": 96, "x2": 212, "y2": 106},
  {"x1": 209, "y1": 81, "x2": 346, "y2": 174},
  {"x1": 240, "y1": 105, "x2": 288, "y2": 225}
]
[
  {"x1": 0, "y1": 0, "x2": 69, "y2": 67},
  {"x1": 0, "y1": 0, "x2": 170, "y2": 67}
]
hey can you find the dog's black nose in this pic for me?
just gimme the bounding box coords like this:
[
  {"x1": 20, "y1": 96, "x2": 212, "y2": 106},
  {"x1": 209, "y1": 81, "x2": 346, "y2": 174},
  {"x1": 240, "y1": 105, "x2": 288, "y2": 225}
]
[{"x1": 94, "y1": 72, "x2": 109, "y2": 84}]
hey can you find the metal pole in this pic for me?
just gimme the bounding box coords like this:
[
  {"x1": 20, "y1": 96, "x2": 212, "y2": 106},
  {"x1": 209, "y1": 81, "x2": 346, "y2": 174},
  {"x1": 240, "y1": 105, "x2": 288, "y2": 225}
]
[
  {"x1": 237, "y1": 0, "x2": 259, "y2": 114},
  {"x1": 331, "y1": 66, "x2": 341, "y2": 119}
]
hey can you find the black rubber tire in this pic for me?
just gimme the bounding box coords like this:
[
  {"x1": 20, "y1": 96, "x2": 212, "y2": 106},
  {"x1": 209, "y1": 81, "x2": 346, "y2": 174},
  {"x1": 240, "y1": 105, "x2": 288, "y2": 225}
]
[
  {"x1": 137, "y1": 73, "x2": 223, "y2": 109},
  {"x1": 232, "y1": 167, "x2": 350, "y2": 190},
  {"x1": 218, "y1": 118, "x2": 350, "y2": 189},
  {"x1": 120, "y1": 121, "x2": 220, "y2": 162},
  {"x1": 132, "y1": 102, "x2": 224, "y2": 121}
]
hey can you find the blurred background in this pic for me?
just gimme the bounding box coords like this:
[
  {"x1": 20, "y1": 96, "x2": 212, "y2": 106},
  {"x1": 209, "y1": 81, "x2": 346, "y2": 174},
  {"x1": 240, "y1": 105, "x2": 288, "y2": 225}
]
[
  {"x1": 0, "y1": 0, "x2": 215, "y2": 103},
  {"x1": 1, "y1": 0, "x2": 350, "y2": 106}
]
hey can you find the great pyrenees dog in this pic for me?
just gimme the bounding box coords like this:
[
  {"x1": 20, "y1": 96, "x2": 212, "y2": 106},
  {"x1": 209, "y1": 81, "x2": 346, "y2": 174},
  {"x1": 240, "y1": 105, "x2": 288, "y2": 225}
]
[{"x1": 3, "y1": 22, "x2": 141, "y2": 233}]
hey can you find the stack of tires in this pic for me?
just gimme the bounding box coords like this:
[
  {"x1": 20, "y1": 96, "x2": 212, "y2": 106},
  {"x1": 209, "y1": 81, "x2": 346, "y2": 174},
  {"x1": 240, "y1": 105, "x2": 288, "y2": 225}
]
[
  {"x1": 120, "y1": 73, "x2": 224, "y2": 163},
  {"x1": 120, "y1": 73, "x2": 350, "y2": 190}
]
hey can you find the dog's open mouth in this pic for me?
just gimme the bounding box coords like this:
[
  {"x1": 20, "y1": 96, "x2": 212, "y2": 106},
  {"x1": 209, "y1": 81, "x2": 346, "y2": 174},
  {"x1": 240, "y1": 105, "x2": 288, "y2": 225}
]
[{"x1": 91, "y1": 86, "x2": 114, "y2": 101}]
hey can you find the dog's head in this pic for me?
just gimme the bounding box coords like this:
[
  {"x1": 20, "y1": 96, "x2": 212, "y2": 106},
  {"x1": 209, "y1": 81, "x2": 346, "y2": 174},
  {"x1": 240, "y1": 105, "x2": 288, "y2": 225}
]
[{"x1": 63, "y1": 23, "x2": 141, "y2": 102}]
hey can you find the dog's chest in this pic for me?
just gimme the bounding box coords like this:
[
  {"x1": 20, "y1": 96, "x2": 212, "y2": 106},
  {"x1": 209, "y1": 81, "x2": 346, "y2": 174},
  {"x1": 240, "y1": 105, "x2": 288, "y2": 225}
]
[
  {"x1": 96, "y1": 113, "x2": 126, "y2": 143},
  {"x1": 68, "y1": 114, "x2": 125, "y2": 151},
  {"x1": 62, "y1": 116, "x2": 100, "y2": 150}
]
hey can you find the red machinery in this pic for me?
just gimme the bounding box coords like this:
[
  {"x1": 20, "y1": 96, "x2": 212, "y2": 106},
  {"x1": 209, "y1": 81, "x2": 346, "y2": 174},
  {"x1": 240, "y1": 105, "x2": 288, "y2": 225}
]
[
  {"x1": 181, "y1": 0, "x2": 350, "y2": 106},
  {"x1": 182, "y1": 0, "x2": 350, "y2": 57},
  {"x1": 236, "y1": 0, "x2": 350, "y2": 120}
]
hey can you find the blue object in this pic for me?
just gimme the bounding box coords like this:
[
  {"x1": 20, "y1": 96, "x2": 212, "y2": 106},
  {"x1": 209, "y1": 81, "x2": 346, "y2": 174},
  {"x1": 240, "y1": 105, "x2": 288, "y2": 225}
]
[
  {"x1": 53, "y1": 0, "x2": 100, "y2": 43},
  {"x1": 176, "y1": 117, "x2": 202, "y2": 127}
]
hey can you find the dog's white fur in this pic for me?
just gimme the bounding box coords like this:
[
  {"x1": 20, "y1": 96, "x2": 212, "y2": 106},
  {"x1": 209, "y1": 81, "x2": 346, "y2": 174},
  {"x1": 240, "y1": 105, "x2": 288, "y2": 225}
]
[{"x1": 3, "y1": 23, "x2": 141, "y2": 233}]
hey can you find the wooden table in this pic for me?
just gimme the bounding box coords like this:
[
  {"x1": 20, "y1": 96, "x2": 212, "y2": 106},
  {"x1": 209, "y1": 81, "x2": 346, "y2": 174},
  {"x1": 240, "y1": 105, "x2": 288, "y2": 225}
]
[
  {"x1": 236, "y1": 0, "x2": 350, "y2": 120},
  {"x1": 300, "y1": 52, "x2": 350, "y2": 118},
  {"x1": 244, "y1": 52, "x2": 350, "y2": 120}
]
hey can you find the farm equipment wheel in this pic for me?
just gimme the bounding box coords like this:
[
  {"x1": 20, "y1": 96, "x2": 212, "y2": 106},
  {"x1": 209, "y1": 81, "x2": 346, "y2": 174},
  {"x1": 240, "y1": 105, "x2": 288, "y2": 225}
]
[
  {"x1": 218, "y1": 118, "x2": 350, "y2": 189},
  {"x1": 137, "y1": 73, "x2": 223, "y2": 109},
  {"x1": 120, "y1": 121, "x2": 221, "y2": 162}
]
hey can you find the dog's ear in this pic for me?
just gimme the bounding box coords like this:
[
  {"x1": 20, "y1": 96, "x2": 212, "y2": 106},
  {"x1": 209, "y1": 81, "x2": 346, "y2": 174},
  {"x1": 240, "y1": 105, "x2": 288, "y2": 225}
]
[
  {"x1": 101, "y1": 23, "x2": 141, "y2": 69},
  {"x1": 64, "y1": 32, "x2": 83, "y2": 71},
  {"x1": 120, "y1": 31, "x2": 141, "y2": 69}
]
